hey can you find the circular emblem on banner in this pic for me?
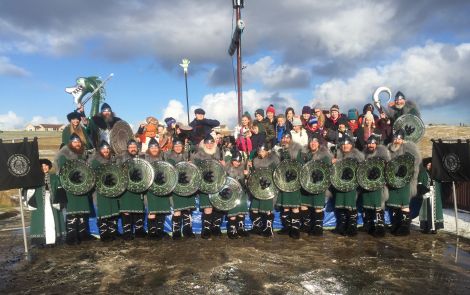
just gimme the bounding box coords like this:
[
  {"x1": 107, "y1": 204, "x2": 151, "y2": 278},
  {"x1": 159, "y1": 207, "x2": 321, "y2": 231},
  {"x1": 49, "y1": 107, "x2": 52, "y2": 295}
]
[
  {"x1": 443, "y1": 153, "x2": 460, "y2": 173},
  {"x1": 7, "y1": 154, "x2": 31, "y2": 177}
]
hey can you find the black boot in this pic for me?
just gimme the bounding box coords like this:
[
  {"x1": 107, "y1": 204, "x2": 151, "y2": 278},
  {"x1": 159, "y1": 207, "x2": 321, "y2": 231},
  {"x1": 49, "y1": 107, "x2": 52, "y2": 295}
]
[
  {"x1": 172, "y1": 215, "x2": 182, "y2": 240},
  {"x1": 182, "y1": 211, "x2": 195, "y2": 238},
  {"x1": 390, "y1": 208, "x2": 402, "y2": 235},
  {"x1": 201, "y1": 213, "x2": 212, "y2": 239},
  {"x1": 133, "y1": 213, "x2": 147, "y2": 238},
  {"x1": 278, "y1": 211, "x2": 291, "y2": 235},
  {"x1": 227, "y1": 218, "x2": 239, "y2": 239},
  {"x1": 346, "y1": 210, "x2": 358, "y2": 236},
  {"x1": 66, "y1": 215, "x2": 79, "y2": 245},
  {"x1": 262, "y1": 213, "x2": 274, "y2": 237},
  {"x1": 78, "y1": 215, "x2": 90, "y2": 241},
  {"x1": 363, "y1": 209, "x2": 375, "y2": 235},
  {"x1": 310, "y1": 211, "x2": 324, "y2": 236},
  {"x1": 289, "y1": 212, "x2": 301, "y2": 239},
  {"x1": 374, "y1": 210, "x2": 386, "y2": 237},
  {"x1": 211, "y1": 211, "x2": 224, "y2": 237},
  {"x1": 236, "y1": 215, "x2": 249, "y2": 237},
  {"x1": 300, "y1": 209, "x2": 311, "y2": 233},
  {"x1": 249, "y1": 212, "x2": 263, "y2": 235},
  {"x1": 156, "y1": 214, "x2": 168, "y2": 239},
  {"x1": 397, "y1": 211, "x2": 411, "y2": 236},
  {"x1": 147, "y1": 218, "x2": 158, "y2": 239},
  {"x1": 334, "y1": 209, "x2": 347, "y2": 235},
  {"x1": 121, "y1": 214, "x2": 134, "y2": 241},
  {"x1": 99, "y1": 218, "x2": 110, "y2": 242},
  {"x1": 107, "y1": 217, "x2": 118, "y2": 240}
]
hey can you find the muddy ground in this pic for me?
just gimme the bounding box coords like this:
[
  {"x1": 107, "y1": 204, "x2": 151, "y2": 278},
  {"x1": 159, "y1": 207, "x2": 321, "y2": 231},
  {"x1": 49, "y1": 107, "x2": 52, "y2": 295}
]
[{"x1": 0, "y1": 211, "x2": 469, "y2": 295}]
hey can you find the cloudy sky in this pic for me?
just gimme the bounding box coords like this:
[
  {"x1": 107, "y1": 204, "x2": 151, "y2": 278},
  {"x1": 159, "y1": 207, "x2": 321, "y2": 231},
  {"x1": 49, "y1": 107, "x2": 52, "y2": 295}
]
[{"x1": 1, "y1": 0, "x2": 470, "y2": 130}]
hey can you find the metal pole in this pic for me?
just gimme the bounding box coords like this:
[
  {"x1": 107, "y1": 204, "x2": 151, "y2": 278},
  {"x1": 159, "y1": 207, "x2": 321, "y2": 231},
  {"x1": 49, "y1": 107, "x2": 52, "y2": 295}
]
[
  {"x1": 452, "y1": 181, "x2": 459, "y2": 236},
  {"x1": 185, "y1": 71, "x2": 190, "y2": 125},
  {"x1": 18, "y1": 188, "x2": 29, "y2": 259},
  {"x1": 236, "y1": 6, "x2": 243, "y2": 125}
]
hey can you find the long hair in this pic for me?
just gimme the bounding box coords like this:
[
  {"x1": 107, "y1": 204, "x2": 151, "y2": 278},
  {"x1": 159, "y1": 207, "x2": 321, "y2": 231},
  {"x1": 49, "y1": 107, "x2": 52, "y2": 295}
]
[{"x1": 69, "y1": 124, "x2": 87, "y2": 145}]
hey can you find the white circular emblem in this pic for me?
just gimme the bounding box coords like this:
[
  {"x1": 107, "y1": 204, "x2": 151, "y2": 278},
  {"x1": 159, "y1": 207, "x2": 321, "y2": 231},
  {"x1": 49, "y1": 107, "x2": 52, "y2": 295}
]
[
  {"x1": 7, "y1": 154, "x2": 31, "y2": 177},
  {"x1": 442, "y1": 153, "x2": 460, "y2": 173}
]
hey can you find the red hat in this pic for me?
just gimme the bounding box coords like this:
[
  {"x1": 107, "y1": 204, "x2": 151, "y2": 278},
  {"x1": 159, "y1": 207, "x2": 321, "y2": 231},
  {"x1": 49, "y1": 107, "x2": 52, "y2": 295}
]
[{"x1": 266, "y1": 104, "x2": 275, "y2": 115}]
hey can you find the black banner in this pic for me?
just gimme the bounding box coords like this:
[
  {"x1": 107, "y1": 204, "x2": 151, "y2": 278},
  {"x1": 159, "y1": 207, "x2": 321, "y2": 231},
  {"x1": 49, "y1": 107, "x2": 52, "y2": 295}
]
[
  {"x1": 0, "y1": 138, "x2": 43, "y2": 190},
  {"x1": 431, "y1": 141, "x2": 470, "y2": 182}
]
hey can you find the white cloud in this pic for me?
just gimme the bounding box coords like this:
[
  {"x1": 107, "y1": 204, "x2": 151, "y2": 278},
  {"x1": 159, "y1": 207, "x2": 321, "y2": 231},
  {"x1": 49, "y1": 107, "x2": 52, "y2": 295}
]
[
  {"x1": 30, "y1": 116, "x2": 62, "y2": 125},
  {"x1": 162, "y1": 99, "x2": 189, "y2": 124},
  {"x1": 0, "y1": 111, "x2": 24, "y2": 130},
  {"x1": 0, "y1": 56, "x2": 30, "y2": 76},
  {"x1": 312, "y1": 42, "x2": 470, "y2": 111}
]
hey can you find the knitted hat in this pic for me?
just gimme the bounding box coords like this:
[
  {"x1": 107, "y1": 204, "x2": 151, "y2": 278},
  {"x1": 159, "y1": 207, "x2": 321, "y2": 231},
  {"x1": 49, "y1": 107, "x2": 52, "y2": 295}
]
[
  {"x1": 266, "y1": 104, "x2": 275, "y2": 115},
  {"x1": 194, "y1": 108, "x2": 205, "y2": 115},
  {"x1": 101, "y1": 103, "x2": 112, "y2": 112},
  {"x1": 302, "y1": 106, "x2": 312, "y2": 115},
  {"x1": 348, "y1": 108, "x2": 358, "y2": 120},
  {"x1": 254, "y1": 109, "x2": 264, "y2": 117},
  {"x1": 363, "y1": 113, "x2": 374, "y2": 124},
  {"x1": 330, "y1": 104, "x2": 339, "y2": 112},
  {"x1": 66, "y1": 111, "x2": 82, "y2": 122},
  {"x1": 308, "y1": 116, "x2": 318, "y2": 125},
  {"x1": 164, "y1": 117, "x2": 176, "y2": 127},
  {"x1": 292, "y1": 117, "x2": 302, "y2": 126}
]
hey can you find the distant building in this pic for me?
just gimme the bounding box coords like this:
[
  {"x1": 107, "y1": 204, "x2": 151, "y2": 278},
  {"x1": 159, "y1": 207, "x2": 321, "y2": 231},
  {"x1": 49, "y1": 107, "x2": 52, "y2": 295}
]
[{"x1": 25, "y1": 123, "x2": 66, "y2": 132}]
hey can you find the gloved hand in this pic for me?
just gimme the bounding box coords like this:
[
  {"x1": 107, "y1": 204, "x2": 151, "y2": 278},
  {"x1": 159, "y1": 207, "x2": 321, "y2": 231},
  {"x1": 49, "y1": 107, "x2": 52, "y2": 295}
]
[
  {"x1": 311, "y1": 170, "x2": 324, "y2": 183},
  {"x1": 341, "y1": 168, "x2": 354, "y2": 181},
  {"x1": 404, "y1": 125, "x2": 415, "y2": 136},
  {"x1": 130, "y1": 169, "x2": 142, "y2": 182},
  {"x1": 285, "y1": 170, "x2": 297, "y2": 182},
  {"x1": 154, "y1": 172, "x2": 165, "y2": 185},
  {"x1": 178, "y1": 172, "x2": 189, "y2": 184},
  {"x1": 203, "y1": 171, "x2": 214, "y2": 183},
  {"x1": 219, "y1": 188, "x2": 233, "y2": 199},
  {"x1": 70, "y1": 171, "x2": 83, "y2": 184},
  {"x1": 368, "y1": 167, "x2": 381, "y2": 180},
  {"x1": 104, "y1": 174, "x2": 117, "y2": 186},
  {"x1": 396, "y1": 165, "x2": 407, "y2": 178}
]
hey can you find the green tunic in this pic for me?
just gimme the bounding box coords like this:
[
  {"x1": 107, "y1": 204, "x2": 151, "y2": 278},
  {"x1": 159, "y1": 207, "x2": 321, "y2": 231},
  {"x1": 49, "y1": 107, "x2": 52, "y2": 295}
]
[
  {"x1": 387, "y1": 184, "x2": 410, "y2": 208},
  {"x1": 362, "y1": 188, "x2": 384, "y2": 209},
  {"x1": 144, "y1": 153, "x2": 172, "y2": 214},
  {"x1": 192, "y1": 146, "x2": 223, "y2": 210},
  {"x1": 250, "y1": 152, "x2": 280, "y2": 213},
  {"x1": 29, "y1": 174, "x2": 66, "y2": 240},
  {"x1": 117, "y1": 153, "x2": 145, "y2": 213},
  {"x1": 165, "y1": 150, "x2": 196, "y2": 211},
  {"x1": 419, "y1": 170, "x2": 444, "y2": 227},
  {"x1": 275, "y1": 144, "x2": 302, "y2": 208},
  {"x1": 89, "y1": 156, "x2": 120, "y2": 218},
  {"x1": 225, "y1": 163, "x2": 249, "y2": 217},
  {"x1": 332, "y1": 148, "x2": 364, "y2": 210}
]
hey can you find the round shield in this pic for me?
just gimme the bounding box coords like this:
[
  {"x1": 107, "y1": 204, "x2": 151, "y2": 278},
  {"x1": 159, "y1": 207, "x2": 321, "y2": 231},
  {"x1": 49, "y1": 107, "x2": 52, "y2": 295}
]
[
  {"x1": 149, "y1": 161, "x2": 178, "y2": 196},
  {"x1": 393, "y1": 114, "x2": 425, "y2": 143},
  {"x1": 59, "y1": 159, "x2": 95, "y2": 195},
  {"x1": 300, "y1": 160, "x2": 332, "y2": 194},
  {"x1": 357, "y1": 157, "x2": 386, "y2": 191},
  {"x1": 123, "y1": 158, "x2": 154, "y2": 193},
  {"x1": 110, "y1": 120, "x2": 134, "y2": 155},
  {"x1": 209, "y1": 177, "x2": 243, "y2": 211},
  {"x1": 196, "y1": 159, "x2": 226, "y2": 194},
  {"x1": 385, "y1": 153, "x2": 415, "y2": 189},
  {"x1": 95, "y1": 163, "x2": 128, "y2": 197},
  {"x1": 247, "y1": 168, "x2": 279, "y2": 200},
  {"x1": 273, "y1": 159, "x2": 302, "y2": 192},
  {"x1": 173, "y1": 162, "x2": 202, "y2": 196},
  {"x1": 330, "y1": 158, "x2": 359, "y2": 192}
]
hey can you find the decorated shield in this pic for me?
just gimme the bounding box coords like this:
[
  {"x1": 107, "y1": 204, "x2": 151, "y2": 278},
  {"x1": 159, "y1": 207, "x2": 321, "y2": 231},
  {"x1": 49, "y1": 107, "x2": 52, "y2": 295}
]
[
  {"x1": 273, "y1": 159, "x2": 302, "y2": 192},
  {"x1": 300, "y1": 160, "x2": 332, "y2": 194},
  {"x1": 357, "y1": 157, "x2": 386, "y2": 191},
  {"x1": 196, "y1": 159, "x2": 226, "y2": 194},
  {"x1": 95, "y1": 163, "x2": 128, "y2": 197},
  {"x1": 110, "y1": 120, "x2": 134, "y2": 155},
  {"x1": 385, "y1": 152, "x2": 415, "y2": 189},
  {"x1": 149, "y1": 161, "x2": 178, "y2": 196},
  {"x1": 393, "y1": 114, "x2": 425, "y2": 143},
  {"x1": 209, "y1": 177, "x2": 243, "y2": 211},
  {"x1": 59, "y1": 159, "x2": 95, "y2": 195},
  {"x1": 330, "y1": 158, "x2": 359, "y2": 192},
  {"x1": 247, "y1": 168, "x2": 279, "y2": 200},
  {"x1": 123, "y1": 158, "x2": 154, "y2": 193},
  {"x1": 173, "y1": 162, "x2": 202, "y2": 196}
]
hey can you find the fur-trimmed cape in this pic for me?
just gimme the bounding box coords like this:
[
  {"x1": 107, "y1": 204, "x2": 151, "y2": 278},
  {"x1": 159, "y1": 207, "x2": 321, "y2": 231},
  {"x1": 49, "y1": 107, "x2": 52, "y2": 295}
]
[
  {"x1": 336, "y1": 147, "x2": 365, "y2": 162},
  {"x1": 53, "y1": 144, "x2": 83, "y2": 172},
  {"x1": 385, "y1": 100, "x2": 421, "y2": 122},
  {"x1": 363, "y1": 145, "x2": 391, "y2": 208},
  {"x1": 388, "y1": 141, "x2": 422, "y2": 198},
  {"x1": 304, "y1": 145, "x2": 333, "y2": 162}
]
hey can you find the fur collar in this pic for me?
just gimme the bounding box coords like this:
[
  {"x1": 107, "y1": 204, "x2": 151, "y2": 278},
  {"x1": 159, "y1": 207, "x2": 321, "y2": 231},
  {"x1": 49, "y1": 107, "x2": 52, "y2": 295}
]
[
  {"x1": 364, "y1": 145, "x2": 391, "y2": 161},
  {"x1": 306, "y1": 145, "x2": 333, "y2": 161},
  {"x1": 387, "y1": 141, "x2": 421, "y2": 197},
  {"x1": 337, "y1": 147, "x2": 365, "y2": 161}
]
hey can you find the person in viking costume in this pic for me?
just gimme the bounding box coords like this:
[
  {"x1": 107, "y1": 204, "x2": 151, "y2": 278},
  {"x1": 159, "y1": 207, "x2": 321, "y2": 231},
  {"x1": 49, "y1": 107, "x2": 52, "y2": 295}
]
[
  {"x1": 26, "y1": 159, "x2": 66, "y2": 247},
  {"x1": 387, "y1": 129, "x2": 421, "y2": 236},
  {"x1": 165, "y1": 138, "x2": 196, "y2": 239},
  {"x1": 385, "y1": 91, "x2": 421, "y2": 123},
  {"x1": 136, "y1": 116, "x2": 159, "y2": 153},
  {"x1": 192, "y1": 135, "x2": 225, "y2": 239},
  {"x1": 145, "y1": 138, "x2": 172, "y2": 239},
  {"x1": 88, "y1": 140, "x2": 119, "y2": 242},
  {"x1": 275, "y1": 133, "x2": 303, "y2": 239},
  {"x1": 225, "y1": 151, "x2": 250, "y2": 239},
  {"x1": 189, "y1": 108, "x2": 220, "y2": 145},
  {"x1": 418, "y1": 157, "x2": 444, "y2": 234},
  {"x1": 88, "y1": 103, "x2": 122, "y2": 149},
  {"x1": 332, "y1": 135, "x2": 364, "y2": 236},
  {"x1": 55, "y1": 133, "x2": 93, "y2": 245},
  {"x1": 300, "y1": 134, "x2": 333, "y2": 236},
  {"x1": 62, "y1": 111, "x2": 92, "y2": 149},
  {"x1": 250, "y1": 143, "x2": 280, "y2": 237},
  {"x1": 361, "y1": 135, "x2": 390, "y2": 237},
  {"x1": 117, "y1": 139, "x2": 146, "y2": 240}
]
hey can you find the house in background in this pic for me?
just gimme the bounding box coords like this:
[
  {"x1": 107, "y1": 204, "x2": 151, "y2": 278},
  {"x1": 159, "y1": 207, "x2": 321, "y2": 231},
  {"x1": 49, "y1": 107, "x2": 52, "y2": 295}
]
[{"x1": 25, "y1": 123, "x2": 66, "y2": 131}]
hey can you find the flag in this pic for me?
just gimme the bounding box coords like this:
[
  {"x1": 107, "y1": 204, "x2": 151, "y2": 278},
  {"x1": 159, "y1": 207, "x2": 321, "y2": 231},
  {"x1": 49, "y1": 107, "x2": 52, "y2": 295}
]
[
  {"x1": 431, "y1": 141, "x2": 470, "y2": 182},
  {"x1": 0, "y1": 138, "x2": 43, "y2": 190}
]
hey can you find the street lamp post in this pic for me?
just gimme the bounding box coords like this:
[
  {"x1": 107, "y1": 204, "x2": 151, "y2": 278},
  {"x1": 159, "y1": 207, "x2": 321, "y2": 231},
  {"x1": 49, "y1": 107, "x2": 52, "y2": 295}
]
[{"x1": 180, "y1": 58, "x2": 190, "y2": 124}]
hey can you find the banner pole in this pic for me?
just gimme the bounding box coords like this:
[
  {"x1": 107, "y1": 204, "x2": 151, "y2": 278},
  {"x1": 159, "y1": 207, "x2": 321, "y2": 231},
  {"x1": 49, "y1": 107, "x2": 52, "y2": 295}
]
[
  {"x1": 18, "y1": 188, "x2": 29, "y2": 259},
  {"x1": 452, "y1": 181, "x2": 459, "y2": 236}
]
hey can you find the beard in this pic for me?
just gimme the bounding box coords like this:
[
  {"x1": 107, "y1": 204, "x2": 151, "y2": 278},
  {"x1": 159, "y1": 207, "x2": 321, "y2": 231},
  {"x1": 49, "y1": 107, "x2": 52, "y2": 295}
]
[
  {"x1": 394, "y1": 103, "x2": 405, "y2": 110},
  {"x1": 68, "y1": 143, "x2": 84, "y2": 155},
  {"x1": 103, "y1": 113, "x2": 114, "y2": 123},
  {"x1": 390, "y1": 143, "x2": 401, "y2": 152}
]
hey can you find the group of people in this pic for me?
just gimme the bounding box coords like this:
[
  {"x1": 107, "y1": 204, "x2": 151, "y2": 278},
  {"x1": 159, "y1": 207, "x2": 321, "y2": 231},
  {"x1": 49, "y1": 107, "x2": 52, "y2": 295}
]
[{"x1": 26, "y1": 91, "x2": 444, "y2": 247}]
